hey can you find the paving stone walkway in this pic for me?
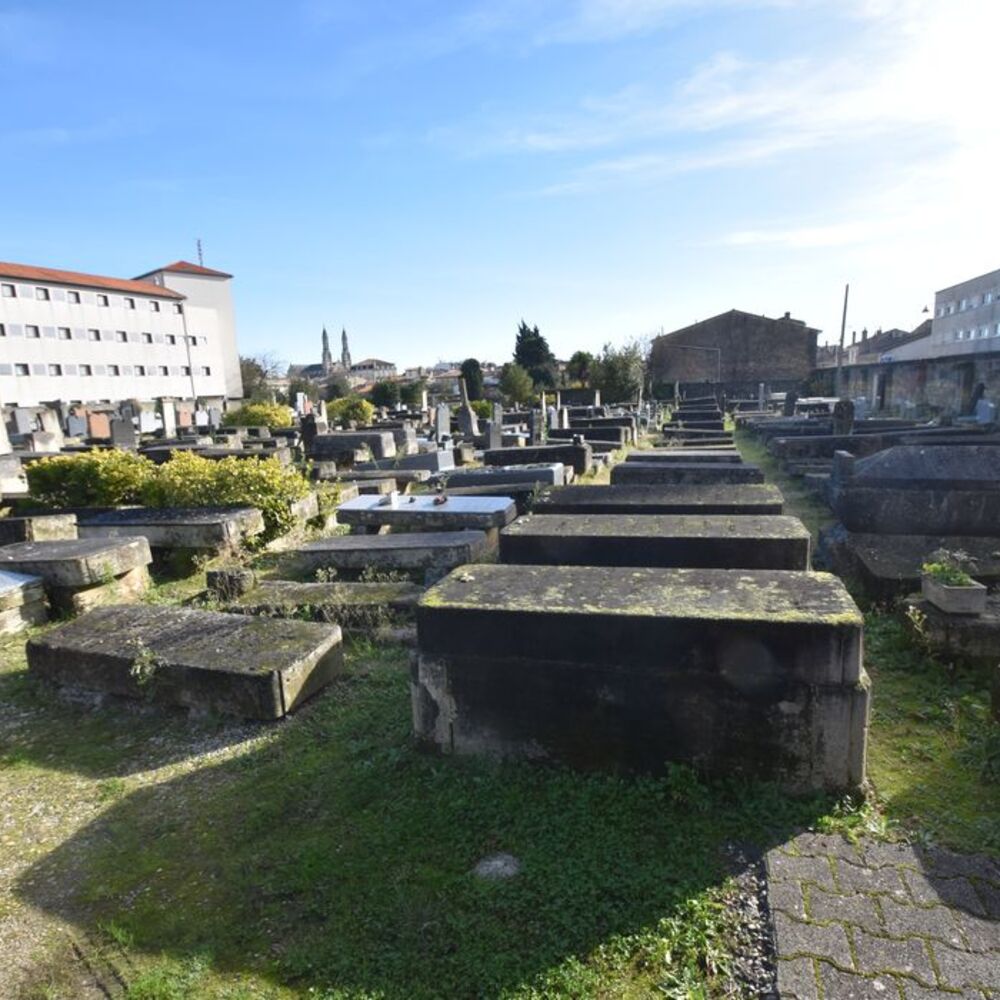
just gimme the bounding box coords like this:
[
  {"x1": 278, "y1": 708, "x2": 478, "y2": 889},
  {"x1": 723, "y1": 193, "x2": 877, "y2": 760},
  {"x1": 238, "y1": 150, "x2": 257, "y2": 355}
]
[{"x1": 767, "y1": 833, "x2": 1000, "y2": 999}]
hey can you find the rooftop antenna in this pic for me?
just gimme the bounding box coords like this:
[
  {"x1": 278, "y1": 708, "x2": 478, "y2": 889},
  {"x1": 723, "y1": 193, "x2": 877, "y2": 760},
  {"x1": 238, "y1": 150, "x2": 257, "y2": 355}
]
[{"x1": 196, "y1": 238, "x2": 204, "y2": 266}]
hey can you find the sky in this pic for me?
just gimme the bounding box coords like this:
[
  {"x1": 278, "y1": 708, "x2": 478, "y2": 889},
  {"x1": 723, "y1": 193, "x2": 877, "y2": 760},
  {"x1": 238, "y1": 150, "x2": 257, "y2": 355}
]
[{"x1": 2, "y1": 0, "x2": 999, "y2": 370}]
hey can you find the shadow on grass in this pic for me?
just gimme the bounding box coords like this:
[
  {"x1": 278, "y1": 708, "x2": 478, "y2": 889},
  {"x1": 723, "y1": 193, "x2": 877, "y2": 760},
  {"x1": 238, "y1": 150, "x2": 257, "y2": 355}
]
[{"x1": 14, "y1": 644, "x2": 840, "y2": 998}]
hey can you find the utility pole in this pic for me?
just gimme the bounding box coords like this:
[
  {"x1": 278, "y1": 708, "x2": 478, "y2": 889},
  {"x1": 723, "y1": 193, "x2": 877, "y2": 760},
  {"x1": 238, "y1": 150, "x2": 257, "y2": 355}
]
[
  {"x1": 197, "y1": 238, "x2": 204, "y2": 267},
  {"x1": 836, "y1": 283, "x2": 849, "y2": 399}
]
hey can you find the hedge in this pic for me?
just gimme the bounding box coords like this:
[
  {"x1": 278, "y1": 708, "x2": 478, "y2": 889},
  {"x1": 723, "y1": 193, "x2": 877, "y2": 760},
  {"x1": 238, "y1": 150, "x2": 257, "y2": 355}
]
[{"x1": 225, "y1": 401, "x2": 293, "y2": 428}]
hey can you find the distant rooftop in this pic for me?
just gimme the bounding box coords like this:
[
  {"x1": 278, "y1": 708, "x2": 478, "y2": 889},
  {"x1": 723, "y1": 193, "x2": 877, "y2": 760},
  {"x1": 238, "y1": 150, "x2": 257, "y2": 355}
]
[
  {"x1": 135, "y1": 260, "x2": 233, "y2": 280},
  {"x1": 0, "y1": 260, "x2": 184, "y2": 299}
]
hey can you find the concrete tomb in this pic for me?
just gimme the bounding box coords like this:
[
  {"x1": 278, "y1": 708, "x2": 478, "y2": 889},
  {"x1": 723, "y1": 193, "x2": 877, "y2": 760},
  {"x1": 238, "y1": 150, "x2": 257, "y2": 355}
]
[
  {"x1": 483, "y1": 442, "x2": 592, "y2": 477},
  {"x1": 0, "y1": 569, "x2": 48, "y2": 635},
  {"x1": 434, "y1": 464, "x2": 566, "y2": 488},
  {"x1": 500, "y1": 513, "x2": 810, "y2": 570},
  {"x1": 295, "y1": 530, "x2": 492, "y2": 582},
  {"x1": 625, "y1": 449, "x2": 742, "y2": 464},
  {"x1": 533, "y1": 483, "x2": 784, "y2": 516},
  {"x1": 337, "y1": 494, "x2": 516, "y2": 532},
  {"x1": 0, "y1": 513, "x2": 78, "y2": 545},
  {"x1": 77, "y1": 506, "x2": 265, "y2": 555},
  {"x1": 356, "y1": 449, "x2": 456, "y2": 474},
  {"x1": 0, "y1": 537, "x2": 153, "y2": 613},
  {"x1": 611, "y1": 462, "x2": 765, "y2": 486},
  {"x1": 311, "y1": 431, "x2": 397, "y2": 461},
  {"x1": 27, "y1": 605, "x2": 343, "y2": 719},
  {"x1": 412, "y1": 564, "x2": 868, "y2": 792}
]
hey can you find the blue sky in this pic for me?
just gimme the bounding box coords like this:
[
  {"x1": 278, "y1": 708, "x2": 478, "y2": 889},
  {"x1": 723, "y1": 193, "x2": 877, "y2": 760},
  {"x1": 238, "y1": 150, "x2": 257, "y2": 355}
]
[{"x1": 2, "y1": 0, "x2": 997, "y2": 369}]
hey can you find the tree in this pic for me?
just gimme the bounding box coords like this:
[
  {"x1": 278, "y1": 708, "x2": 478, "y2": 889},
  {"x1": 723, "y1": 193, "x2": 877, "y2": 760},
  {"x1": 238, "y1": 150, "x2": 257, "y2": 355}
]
[
  {"x1": 239, "y1": 352, "x2": 283, "y2": 401},
  {"x1": 590, "y1": 340, "x2": 647, "y2": 403},
  {"x1": 514, "y1": 320, "x2": 556, "y2": 388},
  {"x1": 567, "y1": 350, "x2": 595, "y2": 386},
  {"x1": 285, "y1": 377, "x2": 319, "y2": 404},
  {"x1": 369, "y1": 380, "x2": 401, "y2": 409},
  {"x1": 399, "y1": 380, "x2": 426, "y2": 409},
  {"x1": 459, "y1": 358, "x2": 484, "y2": 401},
  {"x1": 324, "y1": 375, "x2": 351, "y2": 402},
  {"x1": 499, "y1": 363, "x2": 534, "y2": 407}
]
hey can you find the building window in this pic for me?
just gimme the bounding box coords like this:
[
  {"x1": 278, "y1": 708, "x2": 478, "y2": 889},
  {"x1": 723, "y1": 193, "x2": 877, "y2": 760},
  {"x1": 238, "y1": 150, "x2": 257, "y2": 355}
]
[
  {"x1": 135, "y1": 365, "x2": 146, "y2": 376},
  {"x1": 1, "y1": 283, "x2": 15, "y2": 298},
  {"x1": 88, "y1": 328, "x2": 100, "y2": 341},
  {"x1": 0, "y1": 324, "x2": 5, "y2": 336},
  {"x1": 166, "y1": 334, "x2": 176, "y2": 345},
  {"x1": 108, "y1": 364, "x2": 120, "y2": 376},
  {"x1": 114, "y1": 330, "x2": 126, "y2": 342},
  {"x1": 14, "y1": 363, "x2": 29, "y2": 376},
  {"x1": 26, "y1": 325, "x2": 40, "y2": 338},
  {"x1": 58, "y1": 327, "x2": 71, "y2": 340},
  {"x1": 201, "y1": 366, "x2": 211, "y2": 375},
  {"x1": 948, "y1": 303, "x2": 955, "y2": 315},
  {"x1": 158, "y1": 365, "x2": 168, "y2": 376},
  {"x1": 173, "y1": 303, "x2": 183, "y2": 314},
  {"x1": 67, "y1": 290, "x2": 81, "y2": 304},
  {"x1": 48, "y1": 364, "x2": 62, "y2": 376},
  {"x1": 181, "y1": 366, "x2": 191, "y2": 376},
  {"x1": 187, "y1": 335, "x2": 197, "y2": 346},
  {"x1": 986, "y1": 291, "x2": 994, "y2": 304},
  {"x1": 35, "y1": 286, "x2": 50, "y2": 301},
  {"x1": 97, "y1": 293, "x2": 109, "y2": 306},
  {"x1": 150, "y1": 300, "x2": 160, "y2": 312},
  {"x1": 124, "y1": 297, "x2": 135, "y2": 309},
  {"x1": 80, "y1": 364, "x2": 93, "y2": 376},
  {"x1": 141, "y1": 332, "x2": 153, "y2": 344},
  {"x1": 994, "y1": 323, "x2": 1000, "y2": 336}
]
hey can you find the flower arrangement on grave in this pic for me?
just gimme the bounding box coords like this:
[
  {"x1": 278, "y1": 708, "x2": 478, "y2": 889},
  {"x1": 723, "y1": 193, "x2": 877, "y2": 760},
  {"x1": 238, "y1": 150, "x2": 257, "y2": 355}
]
[{"x1": 921, "y1": 548, "x2": 987, "y2": 615}]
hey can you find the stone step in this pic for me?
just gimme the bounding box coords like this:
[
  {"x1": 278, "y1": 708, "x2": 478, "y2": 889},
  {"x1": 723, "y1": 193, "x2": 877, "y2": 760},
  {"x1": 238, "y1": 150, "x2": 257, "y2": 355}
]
[
  {"x1": 221, "y1": 579, "x2": 421, "y2": 634},
  {"x1": 626, "y1": 449, "x2": 742, "y2": 464},
  {"x1": 27, "y1": 605, "x2": 343, "y2": 719},
  {"x1": 500, "y1": 513, "x2": 810, "y2": 569},
  {"x1": 294, "y1": 530, "x2": 493, "y2": 579},
  {"x1": 0, "y1": 569, "x2": 47, "y2": 635},
  {"x1": 611, "y1": 462, "x2": 764, "y2": 486},
  {"x1": 413, "y1": 564, "x2": 867, "y2": 791},
  {"x1": 533, "y1": 483, "x2": 784, "y2": 516},
  {"x1": 336, "y1": 494, "x2": 516, "y2": 532}
]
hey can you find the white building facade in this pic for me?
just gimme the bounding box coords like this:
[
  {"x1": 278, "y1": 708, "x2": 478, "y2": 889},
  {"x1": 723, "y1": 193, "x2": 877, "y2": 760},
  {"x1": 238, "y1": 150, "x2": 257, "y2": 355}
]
[
  {"x1": 0, "y1": 260, "x2": 243, "y2": 406},
  {"x1": 930, "y1": 266, "x2": 1000, "y2": 357}
]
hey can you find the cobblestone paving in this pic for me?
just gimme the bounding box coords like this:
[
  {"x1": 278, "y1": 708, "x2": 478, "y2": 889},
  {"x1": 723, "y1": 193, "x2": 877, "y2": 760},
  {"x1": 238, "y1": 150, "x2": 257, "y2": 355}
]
[{"x1": 767, "y1": 834, "x2": 1000, "y2": 999}]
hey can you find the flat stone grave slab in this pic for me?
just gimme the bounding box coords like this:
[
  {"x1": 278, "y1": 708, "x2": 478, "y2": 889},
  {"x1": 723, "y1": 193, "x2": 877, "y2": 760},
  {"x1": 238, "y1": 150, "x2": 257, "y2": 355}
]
[
  {"x1": 500, "y1": 513, "x2": 809, "y2": 570},
  {"x1": 534, "y1": 483, "x2": 784, "y2": 516},
  {"x1": 295, "y1": 530, "x2": 492, "y2": 581},
  {"x1": 77, "y1": 506, "x2": 264, "y2": 553},
  {"x1": 0, "y1": 569, "x2": 47, "y2": 634},
  {"x1": 26, "y1": 605, "x2": 343, "y2": 719},
  {"x1": 413, "y1": 564, "x2": 867, "y2": 791},
  {"x1": 432, "y1": 463, "x2": 566, "y2": 488},
  {"x1": 0, "y1": 513, "x2": 78, "y2": 545},
  {"x1": 902, "y1": 592, "x2": 1000, "y2": 666},
  {"x1": 626, "y1": 449, "x2": 742, "y2": 464},
  {"x1": 611, "y1": 462, "x2": 764, "y2": 486},
  {"x1": 337, "y1": 494, "x2": 516, "y2": 531},
  {"x1": 483, "y1": 443, "x2": 592, "y2": 476},
  {"x1": 324, "y1": 468, "x2": 431, "y2": 486},
  {"x1": 222, "y1": 579, "x2": 421, "y2": 634},
  {"x1": 431, "y1": 483, "x2": 538, "y2": 515},
  {"x1": 356, "y1": 450, "x2": 455, "y2": 473},
  {"x1": 661, "y1": 426, "x2": 734, "y2": 439},
  {"x1": 348, "y1": 478, "x2": 398, "y2": 496},
  {"x1": 819, "y1": 528, "x2": 1000, "y2": 600},
  {"x1": 0, "y1": 537, "x2": 152, "y2": 613}
]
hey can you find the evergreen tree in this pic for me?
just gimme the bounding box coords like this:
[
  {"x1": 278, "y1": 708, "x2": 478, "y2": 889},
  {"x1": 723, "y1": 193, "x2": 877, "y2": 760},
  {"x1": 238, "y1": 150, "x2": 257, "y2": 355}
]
[
  {"x1": 499, "y1": 363, "x2": 535, "y2": 406},
  {"x1": 514, "y1": 320, "x2": 556, "y2": 388},
  {"x1": 459, "y1": 358, "x2": 485, "y2": 400}
]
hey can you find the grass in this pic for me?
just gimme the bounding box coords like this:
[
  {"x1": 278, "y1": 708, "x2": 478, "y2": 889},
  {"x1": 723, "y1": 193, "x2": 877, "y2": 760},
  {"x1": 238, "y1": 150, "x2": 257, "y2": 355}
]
[{"x1": 2, "y1": 438, "x2": 998, "y2": 998}]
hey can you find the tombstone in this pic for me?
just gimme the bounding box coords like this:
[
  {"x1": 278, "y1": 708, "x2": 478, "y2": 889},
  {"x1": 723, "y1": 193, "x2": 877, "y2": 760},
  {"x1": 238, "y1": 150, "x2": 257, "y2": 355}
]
[
  {"x1": 26, "y1": 432, "x2": 60, "y2": 453},
  {"x1": 434, "y1": 403, "x2": 451, "y2": 445},
  {"x1": 456, "y1": 378, "x2": 480, "y2": 438},
  {"x1": 13, "y1": 408, "x2": 34, "y2": 435},
  {"x1": 533, "y1": 483, "x2": 785, "y2": 517},
  {"x1": 336, "y1": 494, "x2": 516, "y2": 533},
  {"x1": 485, "y1": 420, "x2": 502, "y2": 451},
  {"x1": 87, "y1": 412, "x2": 112, "y2": 440},
  {"x1": 420, "y1": 389, "x2": 429, "y2": 413},
  {"x1": 110, "y1": 417, "x2": 138, "y2": 450},
  {"x1": 208, "y1": 407, "x2": 224, "y2": 429},
  {"x1": 558, "y1": 407, "x2": 570, "y2": 430},
  {"x1": 138, "y1": 410, "x2": 158, "y2": 434},
  {"x1": 176, "y1": 404, "x2": 194, "y2": 429},
  {"x1": 67, "y1": 413, "x2": 87, "y2": 438},
  {"x1": 547, "y1": 405, "x2": 559, "y2": 432},
  {"x1": 159, "y1": 399, "x2": 177, "y2": 438},
  {"x1": 38, "y1": 408, "x2": 65, "y2": 449},
  {"x1": 295, "y1": 392, "x2": 307, "y2": 415},
  {"x1": 300, "y1": 413, "x2": 319, "y2": 454},
  {"x1": 0, "y1": 570, "x2": 48, "y2": 635},
  {"x1": 527, "y1": 409, "x2": 540, "y2": 446},
  {"x1": 782, "y1": 391, "x2": 799, "y2": 417},
  {"x1": 27, "y1": 605, "x2": 343, "y2": 720},
  {"x1": 832, "y1": 398, "x2": 855, "y2": 436},
  {"x1": 975, "y1": 399, "x2": 997, "y2": 425},
  {"x1": 758, "y1": 383, "x2": 766, "y2": 410}
]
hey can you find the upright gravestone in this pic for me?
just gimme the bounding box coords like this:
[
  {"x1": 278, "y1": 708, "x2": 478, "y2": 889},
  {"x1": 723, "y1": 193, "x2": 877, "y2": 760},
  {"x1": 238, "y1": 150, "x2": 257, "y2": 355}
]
[
  {"x1": 13, "y1": 408, "x2": 34, "y2": 435},
  {"x1": 782, "y1": 391, "x2": 798, "y2": 417},
  {"x1": 435, "y1": 403, "x2": 451, "y2": 445},
  {"x1": 208, "y1": 407, "x2": 223, "y2": 429},
  {"x1": 195, "y1": 409, "x2": 210, "y2": 429},
  {"x1": 975, "y1": 399, "x2": 997, "y2": 425},
  {"x1": 758, "y1": 383, "x2": 766, "y2": 410},
  {"x1": 832, "y1": 398, "x2": 855, "y2": 436},
  {"x1": 159, "y1": 399, "x2": 177, "y2": 438},
  {"x1": 0, "y1": 409, "x2": 12, "y2": 455},
  {"x1": 456, "y1": 378, "x2": 480, "y2": 439},
  {"x1": 492, "y1": 402, "x2": 503, "y2": 425},
  {"x1": 485, "y1": 420, "x2": 501, "y2": 451},
  {"x1": 139, "y1": 410, "x2": 158, "y2": 434},
  {"x1": 110, "y1": 417, "x2": 138, "y2": 450},
  {"x1": 295, "y1": 392, "x2": 307, "y2": 415},
  {"x1": 300, "y1": 413, "x2": 319, "y2": 454},
  {"x1": 87, "y1": 412, "x2": 112, "y2": 441},
  {"x1": 37, "y1": 408, "x2": 65, "y2": 450}
]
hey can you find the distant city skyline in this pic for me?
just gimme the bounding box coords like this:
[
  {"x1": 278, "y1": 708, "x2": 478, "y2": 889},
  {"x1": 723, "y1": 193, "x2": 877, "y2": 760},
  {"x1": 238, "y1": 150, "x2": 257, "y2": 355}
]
[{"x1": 3, "y1": 0, "x2": 997, "y2": 369}]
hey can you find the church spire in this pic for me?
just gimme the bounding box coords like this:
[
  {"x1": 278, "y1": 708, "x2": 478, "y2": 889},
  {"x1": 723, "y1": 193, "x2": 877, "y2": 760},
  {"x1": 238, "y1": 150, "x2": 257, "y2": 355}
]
[
  {"x1": 340, "y1": 327, "x2": 352, "y2": 369},
  {"x1": 321, "y1": 326, "x2": 333, "y2": 374}
]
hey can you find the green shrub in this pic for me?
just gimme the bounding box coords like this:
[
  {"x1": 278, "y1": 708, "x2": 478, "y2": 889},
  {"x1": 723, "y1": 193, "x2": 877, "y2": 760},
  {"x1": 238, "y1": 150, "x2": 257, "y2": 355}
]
[
  {"x1": 328, "y1": 396, "x2": 375, "y2": 426},
  {"x1": 470, "y1": 399, "x2": 492, "y2": 419},
  {"x1": 225, "y1": 401, "x2": 292, "y2": 429},
  {"x1": 141, "y1": 450, "x2": 310, "y2": 542},
  {"x1": 26, "y1": 449, "x2": 156, "y2": 508}
]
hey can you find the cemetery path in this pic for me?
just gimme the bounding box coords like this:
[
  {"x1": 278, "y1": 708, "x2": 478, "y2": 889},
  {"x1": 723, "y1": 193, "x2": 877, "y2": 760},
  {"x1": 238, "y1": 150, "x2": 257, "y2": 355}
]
[{"x1": 768, "y1": 832, "x2": 1000, "y2": 999}]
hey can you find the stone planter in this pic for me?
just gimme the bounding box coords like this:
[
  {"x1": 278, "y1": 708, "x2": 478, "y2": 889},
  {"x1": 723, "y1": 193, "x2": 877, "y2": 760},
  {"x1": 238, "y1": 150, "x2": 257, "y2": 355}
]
[{"x1": 921, "y1": 574, "x2": 987, "y2": 615}]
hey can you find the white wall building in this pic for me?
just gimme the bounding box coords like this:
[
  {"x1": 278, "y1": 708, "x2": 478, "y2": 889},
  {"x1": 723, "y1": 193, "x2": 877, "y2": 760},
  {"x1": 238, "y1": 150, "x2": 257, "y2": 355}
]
[
  {"x1": 0, "y1": 259, "x2": 243, "y2": 407},
  {"x1": 928, "y1": 266, "x2": 1000, "y2": 357}
]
